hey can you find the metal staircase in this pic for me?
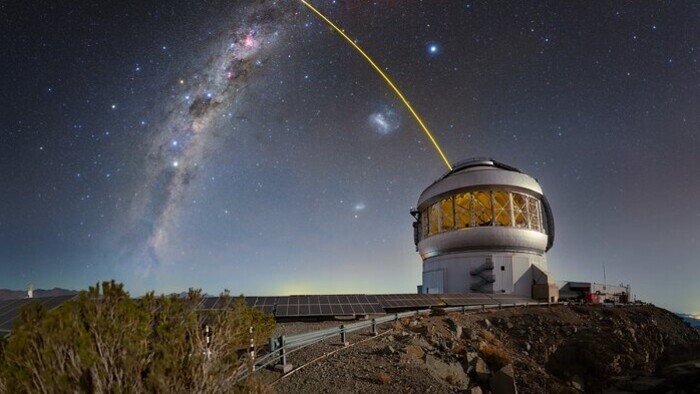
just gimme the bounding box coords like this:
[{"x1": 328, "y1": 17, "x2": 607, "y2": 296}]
[{"x1": 470, "y1": 259, "x2": 495, "y2": 292}]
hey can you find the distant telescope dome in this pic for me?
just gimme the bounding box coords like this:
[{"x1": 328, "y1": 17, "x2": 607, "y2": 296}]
[{"x1": 414, "y1": 157, "x2": 555, "y2": 260}]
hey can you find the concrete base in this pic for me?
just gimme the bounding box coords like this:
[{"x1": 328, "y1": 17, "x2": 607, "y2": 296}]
[{"x1": 275, "y1": 363, "x2": 293, "y2": 374}]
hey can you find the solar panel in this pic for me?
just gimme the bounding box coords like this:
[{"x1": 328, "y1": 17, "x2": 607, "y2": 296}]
[
  {"x1": 274, "y1": 294, "x2": 384, "y2": 317},
  {"x1": 437, "y1": 293, "x2": 496, "y2": 306},
  {"x1": 245, "y1": 297, "x2": 278, "y2": 313},
  {"x1": 200, "y1": 297, "x2": 222, "y2": 309},
  {"x1": 43, "y1": 295, "x2": 77, "y2": 310},
  {"x1": 375, "y1": 294, "x2": 445, "y2": 309},
  {"x1": 0, "y1": 298, "x2": 25, "y2": 316},
  {"x1": 488, "y1": 294, "x2": 537, "y2": 304},
  {"x1": 0, "y1": 296, "x2": 77, "y2": 333}
]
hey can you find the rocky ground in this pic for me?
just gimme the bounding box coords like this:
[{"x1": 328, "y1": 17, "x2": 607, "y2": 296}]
[{"x1": 258, "y1": 305, "x2": 700, "y2": 393}]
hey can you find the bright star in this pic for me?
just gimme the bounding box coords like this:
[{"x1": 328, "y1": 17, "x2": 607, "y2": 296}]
[{"x1": 426, "y1": 42, "x2": 441, "y2": 56}]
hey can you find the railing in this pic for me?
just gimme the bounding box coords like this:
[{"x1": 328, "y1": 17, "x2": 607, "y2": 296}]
[
  {"x1": 469, "y1": 261, "x2": 494, "y2": 276},
  {"x1": 470, "y1": 276, "x2": 496, "y2": 292},
  {"x1": 238, "y1": 301, "x2": 552, "y2": 380}
]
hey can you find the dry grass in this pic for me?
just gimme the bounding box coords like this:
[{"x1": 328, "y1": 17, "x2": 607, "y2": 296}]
[
  {"x1": 375, "y1": 371, "x2": 392, "y2": 385},
  {"x1": 479, "y1": 342, "x2": 513, "y2": 370},
  {"x1": 481, "y1": 329, "x2": 496, "y2": 341}
]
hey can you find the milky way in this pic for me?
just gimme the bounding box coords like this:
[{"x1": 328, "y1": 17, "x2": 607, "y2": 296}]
[{"x1": 129, "y1": 1, "x2": 300, "y2": 275}]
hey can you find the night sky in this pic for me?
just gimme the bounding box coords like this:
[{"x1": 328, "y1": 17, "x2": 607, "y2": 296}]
[{"x1": 1, "y1": 1, "x2": 698, "y2": 314}]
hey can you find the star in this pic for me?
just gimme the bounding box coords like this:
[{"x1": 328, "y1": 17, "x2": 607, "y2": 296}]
[{"x1": 426, "y1": 42, "x2": 441, "y2": 57}]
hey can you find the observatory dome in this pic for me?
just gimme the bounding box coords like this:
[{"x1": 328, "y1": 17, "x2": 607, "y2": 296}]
[{"x1": 413, "y1": 157, "x2": 557, "y2": 298}]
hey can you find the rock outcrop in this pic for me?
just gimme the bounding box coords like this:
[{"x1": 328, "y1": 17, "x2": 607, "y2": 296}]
[{"x1": 273, "y1": 305, "x2": 700, "y2": 394}]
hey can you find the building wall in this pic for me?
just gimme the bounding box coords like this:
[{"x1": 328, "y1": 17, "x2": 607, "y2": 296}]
[
  {"x1": 422, "y1": 251, "x2": 548, "y2": 297},
  {"x1": 591, "y1": 283, "x2": 629, "y2": 295}
]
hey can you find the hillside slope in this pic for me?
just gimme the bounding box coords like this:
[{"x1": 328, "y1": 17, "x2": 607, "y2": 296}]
[{"x1": 270, "y1": 305, "x2": 700, "y2": 393}]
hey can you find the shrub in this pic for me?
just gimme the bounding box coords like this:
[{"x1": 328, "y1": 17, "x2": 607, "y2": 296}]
[
  {"x1": 375, "y1": 371, "x2": 392, "y2": 385},
  {"x1": 479, "y1": 343, "x2": 512, "y2": 370},
  {"x1": 0, "y1": 280, "x2": 275, "y2": 393},
  {"x1": 481, "y1": 329, "x2": 496, "y2": 341},
  {"x1": 479, "y1": 344, "x2": 513, "y2": 371}
]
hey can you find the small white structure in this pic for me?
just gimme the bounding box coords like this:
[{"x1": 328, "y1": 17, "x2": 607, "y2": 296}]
[{"x1": 413, "y1": 158, "x2": 557, "y2": 300}]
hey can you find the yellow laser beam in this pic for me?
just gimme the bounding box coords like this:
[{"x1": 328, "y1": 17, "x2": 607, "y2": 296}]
[{"x1": 300, "y1": 0, "x2": 453, "y2": 171}]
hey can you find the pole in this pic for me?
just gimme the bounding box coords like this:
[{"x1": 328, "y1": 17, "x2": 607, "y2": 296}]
[
  {"x1": 279, "y1": 336, "x2": 287, "y2": 367},
  {"x1": 603, "y1": 264, "x2": 607, "y2": 292},
  {"x1": 340, "y1": 324, "x2": 348, "y2": 346},
  {"x1": 204, "y1": 325, "x2": 212, "y2": 360},
  {"x1": 249, "y1": 326, "x2": 255, "y2": 366}
]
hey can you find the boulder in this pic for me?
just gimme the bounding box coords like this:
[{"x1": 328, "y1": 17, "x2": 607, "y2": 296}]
[
  {"x1": 424, "y1": 354, "x2": 470, "y2": 389},
  {"x1": 454, "y1": 325, "x2": 463, "y2": 339},
  {"x1": 404, "y1": 344, "x2": 425, "y2": 359},
  {"x1": 474, "y1": 356, "x2": 491, "y2": 383},
  {"x1": 466, "y1": 351, "x2": 478, "y2": 364},
  {"x1": 470, "y1": 386, "x2": 483, "y2": 394},
  {"x1": 409, "y1": 336, "x2": 434, "y2": 351},
  {"x1": 452, "y1": 342, "x2": 466, "y2": 355},
  {"x1": 490, "y1": 364, "x2": 517, "y2": 394}
]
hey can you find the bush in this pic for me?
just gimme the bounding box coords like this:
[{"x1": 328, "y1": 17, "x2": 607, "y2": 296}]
[
  {"x1": 479, "y1": 343, "x2": 512, "y2": 370},
  {"x1": 0, "y1": 280, "x2": 275, "y2": 393},
  {"x1": 375, "y1": 371, "x2": 392, "y2": 385}
]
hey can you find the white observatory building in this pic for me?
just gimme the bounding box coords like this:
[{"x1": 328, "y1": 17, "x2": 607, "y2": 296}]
[{"x1": 413, "y1": 158, "x2": 558, "y2": 301}]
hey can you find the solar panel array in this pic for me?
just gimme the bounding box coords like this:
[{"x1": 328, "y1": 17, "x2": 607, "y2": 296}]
[
  {"x1": 438, "y1": 293, "x2": 497, "y2": 306},
  {"x1": 375, "y1": 294, "x2": 445, "y2": 309},
  {"x1": 438, "y1": 293, "x2": 536, "y2": 306},
  {"x1": 245, "y1": 297, "x2": 277, "y2": 314},
  {"x1": 488, "y1": 293, "x2": 537, "y2": 304},
  {"x1": 0, "y1": 295, "x2": 77, "y2": 333},
  {"x1": 0, "y1": 292, "x2": 540, "y2": 334},
  {"x1": 275, "y1": 295, "x2": 384, "y2": 317}
]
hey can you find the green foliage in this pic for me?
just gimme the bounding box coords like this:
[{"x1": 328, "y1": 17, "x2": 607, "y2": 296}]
[{"x1": 0, "y1": 280, "x2": 275, "y2": 393}]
